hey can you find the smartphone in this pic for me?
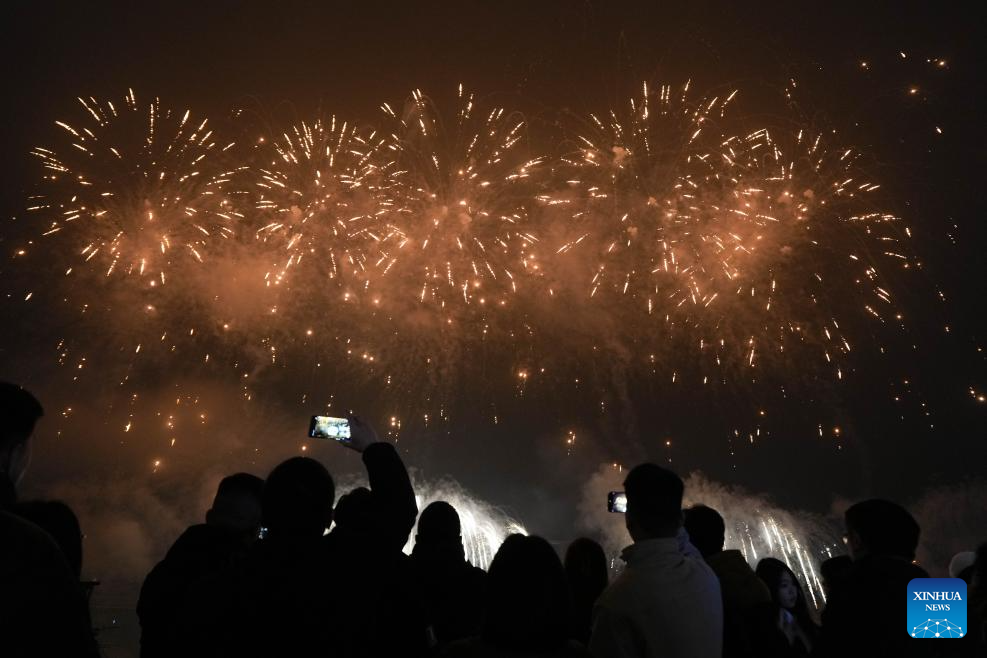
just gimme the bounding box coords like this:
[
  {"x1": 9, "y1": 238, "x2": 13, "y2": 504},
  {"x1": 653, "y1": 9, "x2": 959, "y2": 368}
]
[
  {"x1": 608, "y1": 491, "x2": 627, "y2": 513},
  {"x1": 308, "y1": 415, "x2": 352, "y2": 442}
]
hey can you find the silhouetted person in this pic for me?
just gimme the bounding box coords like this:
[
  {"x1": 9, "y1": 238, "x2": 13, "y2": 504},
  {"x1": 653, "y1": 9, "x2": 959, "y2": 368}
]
[
  {"x1": 684, "y1": 504, "x2": 771, "y2": 658},
  {"x1": 818, "y1": 555, "x2": 852, "y2": 600},
  {"x1": 444, "y1": 534, "x2": 591, "y2": 657},
  {"x1": 137, "y1": 472, "x2": 264, "y2": 658},
  {"x1": 589, "y1": 464, "x2": 722, "y2": 658},
  {"x1": 411, "y1": 500, "x2": 487, "y2": 648},
  {"x1": 968, "y1": 543, "x2": 987, "y2": 651},
  {"x1": 323, "y1": 417, "x2": 426, "y2": 657},
  {"x1": 232, "y1": 416, "x2": 426, "y2": 658},
  {"x1": 230, "y1": 456, "x2": 337, "y2": 657},
  {"x1": 755, "y1": 557, "x2": 818, "y2": 656},
  {"x1": 0, "y1": 381, "x2": 99, "y2": 658},
  {"x1": 564, "y1": 537, "x2": 608, "y2": 646},
  {"x1": 818, "y1": 498, "x2": 932, "y2": 657},
  {"x1": 0, "y1": 382, "x2": 42, "y2": 510},
  {"x1": 12, "y1": 499, "x2": 84, "y2": 579}
]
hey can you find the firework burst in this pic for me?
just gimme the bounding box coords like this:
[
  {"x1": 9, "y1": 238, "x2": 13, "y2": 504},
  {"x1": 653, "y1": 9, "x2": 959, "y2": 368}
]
[
  {"x1": 554, "y1": 81, "x2": 742, "y2": 306},
  {"x1": 251, "y1": 116, "x2": 399, "y2": 291},
  {"x1": 551, "y1": 82, "x2": 907, "y2": 377},
  {"x1": 373, "y1": 86, "x2": 544, "y2": 311},
  {"x1": 29, "y1": 89, "x2": 239, "y2": 287}
]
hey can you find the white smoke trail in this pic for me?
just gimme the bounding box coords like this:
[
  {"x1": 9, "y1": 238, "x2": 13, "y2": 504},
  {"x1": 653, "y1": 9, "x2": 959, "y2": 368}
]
[{"x1": 334, "y1": 471, "x2": 528, "y2": 570}]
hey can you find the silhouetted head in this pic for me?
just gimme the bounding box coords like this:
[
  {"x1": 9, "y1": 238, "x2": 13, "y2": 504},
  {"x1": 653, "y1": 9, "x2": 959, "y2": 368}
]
[
  {"x1": 844, "y1": 499, "x2": 920, "y2": 561},
  {"x1": 482, "y1": 534, "x2": 571, "y2": 651},
  {"x1": 333, "y1": 486, "x2": 373, "y2": 534},
  {"x1": 262, "y1": 457, "x2": 334, "y2": 539},
  {"x1": 416, "y1": 501, "x2": 461, "y2": 544},
  {"x1": 973, "y1": 543, "x2": 987, "y2": 591},
  {"x1": 623, "y1": 463, "x2": 683, "y2": 541},
  {"x1": 683, "y1": 505, "x2": 726, "y2": 558},
  {"x1": 948, "y1": 551, "x2": 977, "y2": 582},
  {"x1": 757, "y1": 557, "x2": 814, "y2": 628},
  {"x1": 820, "y1": 554, "x2": 852, "y2": 598},
  {"x1": 564, "y1": 537, "x2": 608, "y2": 600},
  {"x1": 13, "y1": 499, "x2": 83, "y2": 579},
  {"x1": 206, "y1": 472, "x2": 264, "y2": 537},
  {"x1": 0, "y1": 382, "x2": 44, "y2": 488}
]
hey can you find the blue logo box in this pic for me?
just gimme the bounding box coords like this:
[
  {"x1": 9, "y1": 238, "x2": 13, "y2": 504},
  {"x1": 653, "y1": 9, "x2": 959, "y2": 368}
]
[{"x1": 907, "y1": 577, "x2": 967, "y2": 639}]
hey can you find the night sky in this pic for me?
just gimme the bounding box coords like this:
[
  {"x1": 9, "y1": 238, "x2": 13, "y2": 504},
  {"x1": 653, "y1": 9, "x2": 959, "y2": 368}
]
[{"x1": 1, "y1": 2, "x2": 985, "y2": 651}]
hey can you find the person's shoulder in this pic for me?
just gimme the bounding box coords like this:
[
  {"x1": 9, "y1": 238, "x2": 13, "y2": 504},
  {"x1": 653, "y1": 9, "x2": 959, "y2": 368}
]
[
  {"x1": 707, "y1": 549, "x2": 748, "y2": 573},
  {"x1": 449, "y1": 559, "x2": 488, "y2": 588},
  {"x1": 852, "y1": 555, "x2": 928, "y2": 583},
  {"x1": 690, "y1": 555, "x2": 722, "y2": 598},
  {"x1": 164, "y1": 523, "x2": 218, "y2": 554},
  {"x1": 682, "y1": 552, "x2": 719, "y2": 582},
  {"x1": 0, "y1": 509, "x2": 64, "y2": 557},
  {"x1": 594, "y1": 569, "x2": 637, "y2": 610},
  {"x1": 466, "y1": 561, "x2": 487, "y2": 580},
  {"x1": 0, "y1": 510, "x2": 76, "y2": 583}
]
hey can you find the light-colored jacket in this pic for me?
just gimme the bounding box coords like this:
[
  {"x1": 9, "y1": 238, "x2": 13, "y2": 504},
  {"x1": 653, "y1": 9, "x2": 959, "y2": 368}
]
[{"x1": 589, "y1": 537, "x2": 723, "y2": 658}]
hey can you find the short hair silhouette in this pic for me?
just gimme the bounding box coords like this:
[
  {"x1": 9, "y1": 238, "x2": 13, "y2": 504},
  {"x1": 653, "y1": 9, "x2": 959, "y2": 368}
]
[
  {"x1": 215, "y1": 472, "x2": 264, "y2": 502},
  {"x1": 207, "y1": 472, "x2": 264, "y2": 532},
  {"x1": 417, "y1": 501, "x2": 460, "y2": 542},
  {"x1": 0, "y1": 382, "x2": 44, "y2": 446},
  {"x1": 333, "y1": 486, "x2": 373, "y2": 533},
  {"x1": 624, "y1": 463, "x2": 684, "y2": 537},
  {"x1": 844, "y1": 499, "x2": 920, "y2": 560},
  {"x1": 683, "y1": 505, "x2": 726, "y2": 558},
  {"x1": 482, "y1": 534, "x2": 571, "y2": 651},
  {"x1": 262, "y1": 457, "x2": 334, "y2": 538}
]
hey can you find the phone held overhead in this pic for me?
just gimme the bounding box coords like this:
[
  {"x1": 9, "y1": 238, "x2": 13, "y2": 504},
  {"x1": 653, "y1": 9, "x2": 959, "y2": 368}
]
[{"x1": 308, "y1": 415, "x2": 352, "y2": 442}]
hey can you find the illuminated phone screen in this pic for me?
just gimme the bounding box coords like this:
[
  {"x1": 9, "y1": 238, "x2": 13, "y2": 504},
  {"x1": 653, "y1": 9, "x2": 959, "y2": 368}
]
[{"x1": 309, "y1": 415, "x2": 352, "y2": 441}]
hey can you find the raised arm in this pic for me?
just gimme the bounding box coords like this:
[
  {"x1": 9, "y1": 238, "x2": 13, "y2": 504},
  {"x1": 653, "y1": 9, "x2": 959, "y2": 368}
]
[{"x1": 345, "y1": 416, "x2": 418, "y2": 551}]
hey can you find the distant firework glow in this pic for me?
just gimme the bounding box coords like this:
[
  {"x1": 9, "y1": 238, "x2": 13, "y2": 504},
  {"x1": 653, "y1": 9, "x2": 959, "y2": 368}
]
[{"x1": 13, "y1": 81, "x2": 921, "y2": 464}]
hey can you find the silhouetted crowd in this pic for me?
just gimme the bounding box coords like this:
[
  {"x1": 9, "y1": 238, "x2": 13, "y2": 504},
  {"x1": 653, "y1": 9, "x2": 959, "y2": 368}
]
[{"x1": 2, "y1": 380, "x2": 986, "y2": 657}]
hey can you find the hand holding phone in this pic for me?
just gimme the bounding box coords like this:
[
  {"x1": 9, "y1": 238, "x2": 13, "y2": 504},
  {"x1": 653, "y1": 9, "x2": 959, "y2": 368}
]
[
  {"x1": 608, "y1": 491, "x2": 627, "y2": 513},
  {"x1": 307, "y1": 414, "x2": 378, "y2": 453},
  {"x1": 343, "y1": 415, "x2": 378, "y2": 453}
]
